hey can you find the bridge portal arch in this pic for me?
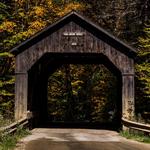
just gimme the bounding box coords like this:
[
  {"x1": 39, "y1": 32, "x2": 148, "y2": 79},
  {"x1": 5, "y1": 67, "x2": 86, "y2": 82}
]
[
  {"x1": 10, "y1": 11, "x2": 136, "y2": 129},
  {"x1": 27, "y1": 53, "x2": 123, "y2": 127}
]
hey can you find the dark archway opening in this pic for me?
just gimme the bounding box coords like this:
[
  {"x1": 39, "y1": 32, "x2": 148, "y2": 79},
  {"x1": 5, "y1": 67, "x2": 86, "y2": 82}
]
[{"x1": 28, "y1": 53, "x2": 122, "y2": 130}]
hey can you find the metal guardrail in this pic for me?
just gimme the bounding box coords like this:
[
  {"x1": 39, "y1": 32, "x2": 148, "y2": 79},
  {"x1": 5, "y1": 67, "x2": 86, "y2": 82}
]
[
  {"x1": 0, "y1": 117, "x2": 150, "y2": 135},
  {"x1": 0, "y1": 118, "x2": 29, "y2": 134},
  {"x1": 122, "y1": 118, "x2": 150, "y2": 134}
]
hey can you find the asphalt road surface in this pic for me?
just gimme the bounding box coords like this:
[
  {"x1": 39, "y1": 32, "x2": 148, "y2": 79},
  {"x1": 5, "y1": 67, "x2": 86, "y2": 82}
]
[{"x1": 15, "y1": 128, "x2": 150, "y2": 150}]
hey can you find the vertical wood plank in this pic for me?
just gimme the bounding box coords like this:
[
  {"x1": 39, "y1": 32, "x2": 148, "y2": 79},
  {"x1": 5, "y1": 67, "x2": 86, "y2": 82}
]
[
  {"x1": 122, "y1": 75, "x2": 135, "y2": 120},
  {"x1": 15, "y1": 73, "x2": 28, "y2": 120}
]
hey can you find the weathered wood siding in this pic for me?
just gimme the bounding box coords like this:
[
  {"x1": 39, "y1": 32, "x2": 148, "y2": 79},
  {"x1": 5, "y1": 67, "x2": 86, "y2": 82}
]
[
  {"x1": 15, "y1": 21, "x2": 135, "y2": 121},
  {"x1": 16, "y1": 22, "x2": 134, "y2": 74}
]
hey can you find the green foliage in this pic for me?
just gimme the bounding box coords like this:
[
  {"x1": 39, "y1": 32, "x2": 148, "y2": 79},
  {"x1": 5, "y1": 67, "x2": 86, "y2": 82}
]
[
  {"x1": 120, "y1": 130, "x2": 150, "y2": 143},
  {"x1": 0, "y1": 2, "x2": 11, "y2": 21},
  {"x1": 0, "y1": 133, "x2": 16, "y2": 150},
  {"x1": 0, "y1": 127, "x2": 30, "y2": 150},
  {"x1": 139, "y1": 25, "x2": 150, "y2": 49},
  {"x1": 0, "y1": 51, "x2": 14, "y2": 119},
  {"x1": 135, "y1": 23, "x2": 150, "y2": 120}
]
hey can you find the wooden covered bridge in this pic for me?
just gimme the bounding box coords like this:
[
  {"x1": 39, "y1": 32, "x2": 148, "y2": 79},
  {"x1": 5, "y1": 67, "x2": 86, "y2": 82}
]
[{"x1": 10, "y1": 11, "x2": 136, "y2": 129}]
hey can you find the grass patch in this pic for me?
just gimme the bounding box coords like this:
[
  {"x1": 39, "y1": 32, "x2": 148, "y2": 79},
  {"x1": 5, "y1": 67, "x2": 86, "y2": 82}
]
[
  {"x1": 120, "y1": 130, "x2": 150, "y2": 143},
  {"x1": 0, "y1": 127, "x2": 30, "y2": 150}
]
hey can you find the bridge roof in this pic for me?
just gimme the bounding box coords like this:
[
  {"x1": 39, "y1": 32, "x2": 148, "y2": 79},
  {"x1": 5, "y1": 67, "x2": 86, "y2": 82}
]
[{"x1": 10, "y1": 11, "x2": 137, "y2": 58}]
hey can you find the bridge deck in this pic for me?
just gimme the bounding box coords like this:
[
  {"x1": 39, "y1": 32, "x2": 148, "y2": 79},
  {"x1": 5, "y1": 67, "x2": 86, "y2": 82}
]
[{"x1": 15, "y1": 128, "x2": 150, "y2": 150}]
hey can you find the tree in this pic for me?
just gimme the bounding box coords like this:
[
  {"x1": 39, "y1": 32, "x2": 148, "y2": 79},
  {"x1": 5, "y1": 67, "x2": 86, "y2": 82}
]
[
  {"x1": 135, "y1": 23, "x2": 150, "y2": 122},
  {"x1": 0, "y1": 52, "x2": 14, "y2": 119},
  {"x1": 0, "y1": 2, "x2": 15, "y2": 120}
]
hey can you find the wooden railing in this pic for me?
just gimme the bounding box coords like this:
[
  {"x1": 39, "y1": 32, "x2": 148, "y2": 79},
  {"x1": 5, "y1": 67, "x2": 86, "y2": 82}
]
[
  {"x1": 122, "y1": 118, "x2": 150, "y2": 134},
  {"x1": 0, "y1": 118, "x2": 29, "y2": 134}
]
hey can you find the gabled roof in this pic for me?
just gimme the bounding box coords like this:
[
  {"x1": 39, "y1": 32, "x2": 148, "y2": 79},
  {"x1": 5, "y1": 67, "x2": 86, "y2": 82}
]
[{"x1": 10, "y1": 11, "x2": 137, "y2": 58}]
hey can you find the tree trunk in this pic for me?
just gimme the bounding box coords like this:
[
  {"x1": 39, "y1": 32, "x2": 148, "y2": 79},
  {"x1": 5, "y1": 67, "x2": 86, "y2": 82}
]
[{"x1": 64, "y1": 64, "x2": 75, "y2": 121}]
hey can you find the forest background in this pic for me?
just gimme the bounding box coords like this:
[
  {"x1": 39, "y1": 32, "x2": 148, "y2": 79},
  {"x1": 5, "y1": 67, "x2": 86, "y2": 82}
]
[{"x1": 0, "y1": 0, "x2": 150, "y2": 126}]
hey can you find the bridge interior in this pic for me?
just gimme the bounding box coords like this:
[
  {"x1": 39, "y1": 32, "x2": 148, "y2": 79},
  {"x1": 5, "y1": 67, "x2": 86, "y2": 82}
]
[{"x1": 27, "y1": 53, "x2": 122, "y2": 130}]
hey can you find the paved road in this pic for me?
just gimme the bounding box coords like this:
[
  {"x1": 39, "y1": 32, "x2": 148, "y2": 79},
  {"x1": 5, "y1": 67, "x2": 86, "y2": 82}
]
[{"x1": 16, "y1": 128, "x2": 150, "y2": 150}]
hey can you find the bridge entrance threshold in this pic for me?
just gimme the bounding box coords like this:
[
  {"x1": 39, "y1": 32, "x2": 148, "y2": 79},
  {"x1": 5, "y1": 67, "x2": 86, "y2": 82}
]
[{"x1": 15, "y1": 128, "x2": 150, "y2": 150}]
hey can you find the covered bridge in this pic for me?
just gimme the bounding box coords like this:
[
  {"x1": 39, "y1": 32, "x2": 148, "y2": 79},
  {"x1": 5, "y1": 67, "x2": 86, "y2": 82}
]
[{"x1": 11, "y1": 11, "x2": 136, "y2": 128}]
